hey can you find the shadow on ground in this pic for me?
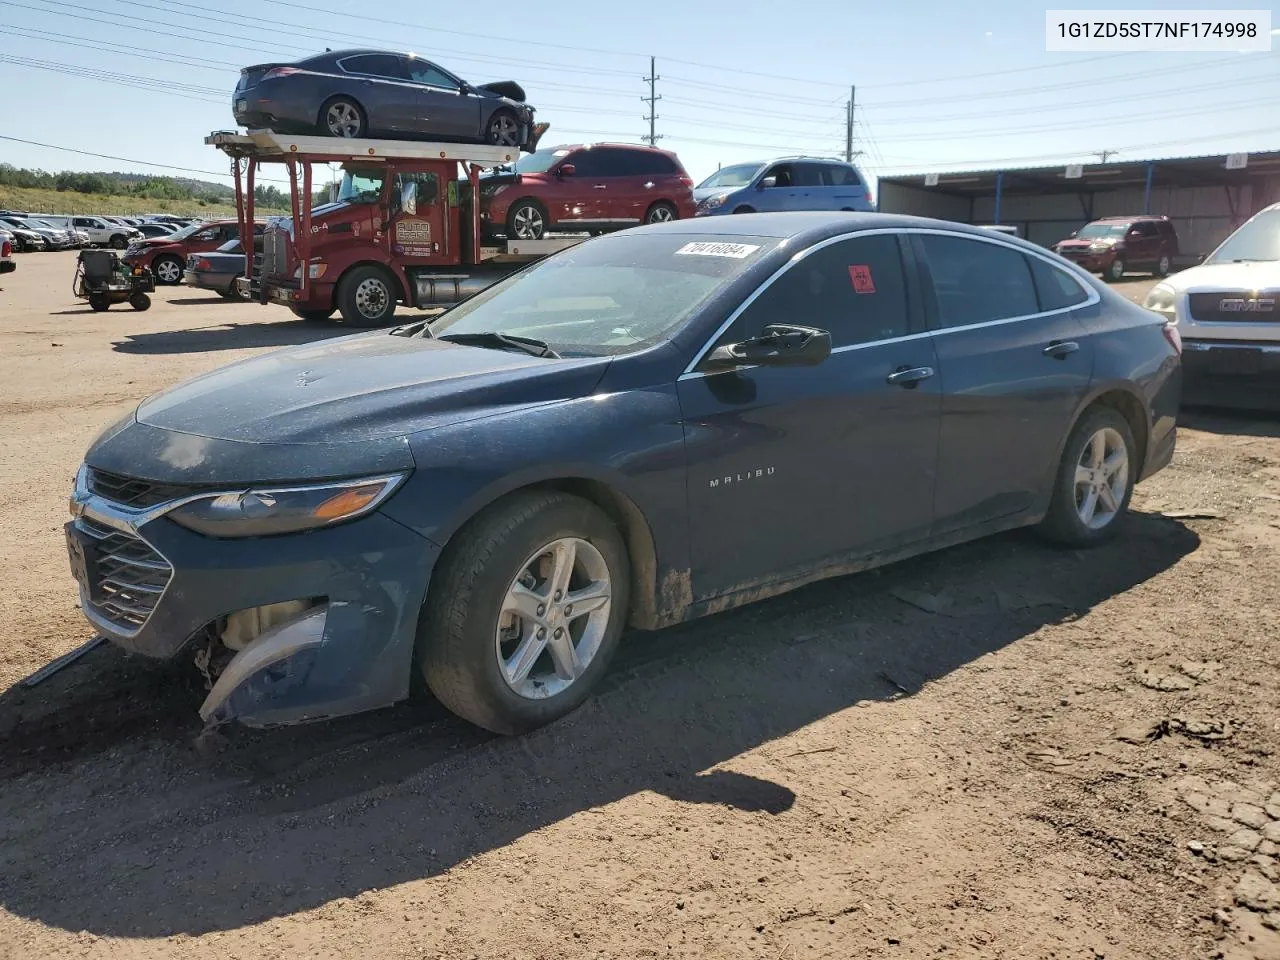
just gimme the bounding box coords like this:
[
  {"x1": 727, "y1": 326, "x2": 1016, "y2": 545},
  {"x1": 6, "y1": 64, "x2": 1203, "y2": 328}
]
[
  {"x1": 111, "y1": 319, "x2": 346, "y2": 354},
  {"x1": 1181, "y1": 408, "x2": 1280, "y2": 437},
  {"x1": 0, "y1": 512, "x2": 1198, "y2": 937}
]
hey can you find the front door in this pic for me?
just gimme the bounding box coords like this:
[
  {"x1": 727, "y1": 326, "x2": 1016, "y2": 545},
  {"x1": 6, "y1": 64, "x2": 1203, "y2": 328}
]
[
  {"x1": 912, "y1": 232, "x2": 1096, "y2": 533},
  {"x1": 678, "y1": 231, "x2": 941, "y2": 600},
  {"x1": 556, "y1": 148, "x2": 610, "y2": 227},
  {"x1": 386, "y1": 168, "x2": 446, "y2": 265},
  {"x1": 403, "y1": 60, "x2": 479, "y2": 139},
  {"x1": 1126, "y1": 221, "x2": 1160, "y2": 268},
  {"x1": 755, "y1": 162, "x2": 804, "y2": 211}
]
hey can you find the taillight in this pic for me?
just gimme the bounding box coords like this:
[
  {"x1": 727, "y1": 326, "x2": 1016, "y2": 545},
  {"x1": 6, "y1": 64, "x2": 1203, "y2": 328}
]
[
  {"x1": 1162, "y1": 320, "x2": 1182, "y2": 356},
  {"x1": 262, "y1": 67, "x2": 301, "y2": 81},
  {"x1": 195, "y1": 258, "x2": 212, "y2": 270},
  {"x1": 678, "y1": 176, "x2": 693, "y2": 187},
  {"x1": 1, "y1": 240, "x2": 10, "y2": 257}
]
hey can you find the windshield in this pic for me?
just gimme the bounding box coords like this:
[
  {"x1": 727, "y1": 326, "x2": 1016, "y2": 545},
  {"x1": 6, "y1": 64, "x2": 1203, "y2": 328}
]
[
  {"x1": 165, "y1": 222, "x2": 205, "y2": 241},
  {"x1": 697, "y1": 163, "x2": 762, "y2": 190},
  {"x1": 430, "y1": 233, "x2": 777, "y2": 357},
  {"x1": 509, "y1": 148, "x2": 571, "y2": 175},
  {"x1": 338, "y1": 168, "x2": 387, "y2": 204},
  {"x1": 1207, "y1": 207, "x2": 1280, "y2": 263},
  {"x1": 1075, "y1": 222, "x2": 1128, "y2": 240}
]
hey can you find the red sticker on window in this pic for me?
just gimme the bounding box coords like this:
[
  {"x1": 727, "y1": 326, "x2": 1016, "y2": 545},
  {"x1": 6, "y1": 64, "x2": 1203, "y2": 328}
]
[{"x1": 848, "y1": 264, "x2": 875, "y2": 294}]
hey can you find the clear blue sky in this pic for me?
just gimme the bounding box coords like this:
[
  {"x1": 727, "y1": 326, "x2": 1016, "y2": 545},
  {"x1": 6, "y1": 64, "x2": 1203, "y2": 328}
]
[{"x1": 2, "y1": 0, "x2": 1279, "y2": 193}]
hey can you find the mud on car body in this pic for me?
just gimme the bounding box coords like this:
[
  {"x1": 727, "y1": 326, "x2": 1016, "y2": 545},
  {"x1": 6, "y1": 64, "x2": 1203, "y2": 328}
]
[{"x1": 66, "y1": 213, "x2": 1181, "y2": 736}]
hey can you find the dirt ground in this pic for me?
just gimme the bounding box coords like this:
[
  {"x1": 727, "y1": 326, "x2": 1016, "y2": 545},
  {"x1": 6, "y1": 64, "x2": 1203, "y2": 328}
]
[{"x1": 2, "y1": 251, "x2": 1279, "y2": 960}]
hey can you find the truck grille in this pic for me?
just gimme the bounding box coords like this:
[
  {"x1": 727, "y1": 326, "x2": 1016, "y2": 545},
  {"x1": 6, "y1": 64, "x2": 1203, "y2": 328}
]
[
  {"x1": 78, "y1": 517, "x2": 171, "y2": 633},
  {"x1": 262, "y1": 230, "x2": 288, "y2": 279},
  {"x1": 1188, "y1": 291, "x2": 1280, "y2": 324},
  {"x1": 87, "y1": 468, "x2": 196, "y2": 509}
]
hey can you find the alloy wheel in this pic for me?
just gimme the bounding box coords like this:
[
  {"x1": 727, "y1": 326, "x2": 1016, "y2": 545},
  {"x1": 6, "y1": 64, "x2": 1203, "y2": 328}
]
[
  {"x1": 511, "y1": 205, "x2": 544, "y2": 240},
  {"x1": 326, "y1": 102, "x2": 362, "y2": 137},
  {"x1": 647, "y1": 205, "x2": 675, "y2": 223},
  {"x1": 495, "y1": 537, "x2": 612, "y2": 700},
  {"x1": 155, "y1": 259, "x2": 181, "y2": 284},
  {"x1": 1074, "y1": 427, "x2": 1129, "y2": 530},
  {"x1": 489, "y1": 114, "x2": 519, "y2": 146}
]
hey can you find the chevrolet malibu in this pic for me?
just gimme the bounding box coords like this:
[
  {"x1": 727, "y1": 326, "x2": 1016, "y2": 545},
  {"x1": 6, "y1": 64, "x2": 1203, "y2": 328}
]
[{"x1": 66, "y1": 213, "x2": 1182, "y2": 736}]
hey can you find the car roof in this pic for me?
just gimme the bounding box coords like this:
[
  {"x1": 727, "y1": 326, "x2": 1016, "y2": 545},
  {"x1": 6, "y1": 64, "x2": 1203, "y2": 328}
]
[
  {"x1": 545, "y1": 142, "x2": 674, "y2": 154},
  {"x1": 623, "y1": 210, "x2": 1038, "y2": 244}
]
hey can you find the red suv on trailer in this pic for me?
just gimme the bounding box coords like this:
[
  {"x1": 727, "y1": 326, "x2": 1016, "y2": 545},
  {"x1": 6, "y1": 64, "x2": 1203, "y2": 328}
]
[
  {"x1": 478, "y1": 142, "x2": 696, "y2": 240},
  {"x1": 123, "y1": 219, "x2": 253, "y2": 286}
]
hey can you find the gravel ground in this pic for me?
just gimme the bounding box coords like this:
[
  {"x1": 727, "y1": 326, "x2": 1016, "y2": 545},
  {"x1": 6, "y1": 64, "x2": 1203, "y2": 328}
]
[{"x1": 1, "y1": 252, "x2": 1278, "y2": 960}]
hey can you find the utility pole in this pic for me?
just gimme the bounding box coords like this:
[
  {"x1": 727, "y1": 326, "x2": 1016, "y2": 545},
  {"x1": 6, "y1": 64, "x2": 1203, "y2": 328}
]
[
  {"x1": 844, "y1": 85, "x2": 863, "y2": 162},
  {"x1": 1093, "y1": 149, "x2": 1118, "y2": 162},
  {"x1": 642, "y1": 56, "x2": 662, "y2": 146}
]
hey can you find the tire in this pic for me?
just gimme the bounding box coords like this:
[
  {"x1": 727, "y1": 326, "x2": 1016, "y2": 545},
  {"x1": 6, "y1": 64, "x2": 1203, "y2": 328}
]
[
  {"x1": 109, "y1": 235, "x2": 128, "y2": 250},
  {"x1": 1154, "y1": 253, "x2": 1171, "y2": 277},
  {"x1": 318, "y1": 96, "x2": 367, "y2": 138},
  {"x1": 221, "y1": 276, "x2": 250, "y2": 302},
  {"x1": 732, "y1": 205, "x2": 755, "y2": 214},
  {"x1": 506, "y1": 199, "x2": 547, "y2": 240},
  {"x1": 129, "y1": 292, "x2": 151, "y2": 311},
  {"x1": 1038, "y1": 406, "x2": 1137, "y2": 548},
  {"x1": 88, "y1": 294, "x2": 110, "y2": 312},
  {"x1": 486, "y1": 109, "x2": 520, "y2": 148},
  {"x1": 417, "y1": 491, "x2": 631, "y2": 735},
  {"x1": 643, "y1": 201, "x2": 678, "y2": 225},
  {"x1": 152, "y1": 255, "x2": 183, "y2": 286},
  {"x1": 1103, "y1": 258, "x2": 1125, "y2": 283},
  {"x1": 336, "y1": 265, "x2": 398, "y2": 327},
  {"x1": 290, "y1": 306, "x2": 334, "y2": 322}
]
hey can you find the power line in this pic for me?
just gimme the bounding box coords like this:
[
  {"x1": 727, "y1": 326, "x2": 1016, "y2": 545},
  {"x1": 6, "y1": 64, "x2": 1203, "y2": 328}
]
[{"x1": 0, "y1": 134, "x2": 290, "y2": 185}]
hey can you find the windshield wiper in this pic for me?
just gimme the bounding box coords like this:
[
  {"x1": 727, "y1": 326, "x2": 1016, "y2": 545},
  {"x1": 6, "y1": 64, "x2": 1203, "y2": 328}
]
[{"x1": 436, "y1": 331, "x2": 560, "y2": 358}]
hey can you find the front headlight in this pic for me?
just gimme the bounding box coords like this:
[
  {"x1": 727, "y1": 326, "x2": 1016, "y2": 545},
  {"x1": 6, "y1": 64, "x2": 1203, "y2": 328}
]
[
  {"x1": 1143, "y1": 282, "x2": 1177, "y2": 315},
  {"x1": 1088, "y1": 241, "x2": 1110, "y2": 252},
  {"x1": 168, "y1": 474, "x2": 407, "y2": 538},
  {"x1": 700, "y1": 194, "x2": 727, "y2": 209}
]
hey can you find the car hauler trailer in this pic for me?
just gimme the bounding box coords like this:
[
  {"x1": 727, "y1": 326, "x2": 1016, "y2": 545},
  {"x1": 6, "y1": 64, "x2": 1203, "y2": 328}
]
[{"x1": 206, "y1": 129, "x2": 579, "y2": 326}]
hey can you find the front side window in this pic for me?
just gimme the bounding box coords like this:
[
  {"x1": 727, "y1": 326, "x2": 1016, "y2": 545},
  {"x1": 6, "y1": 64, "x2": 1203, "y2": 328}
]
[
  {"x1": 763, "y1": 163, "x2": 794, "y2": 187},
  {"x1": 429, "y1": 232, "x2": 778, "y2": 357},
  {"x1": 568, "y1": 149, "x2": 615, "y2": 178},
  {"x1": 919, "y1": 233, "x2": 1039, "y2": 328},
  {"x1": 337, "y1": 167, "x2": 387, "y2": 204},
  {"x1": 1206, "y1": 207, "x2": 1280, "y2": 263},
  {"x1": 723, "y1": 234, "x2": 911, "y2": 348},
  {"x1": 406, "y1": 60, "x2": 457, "y2": 89}
]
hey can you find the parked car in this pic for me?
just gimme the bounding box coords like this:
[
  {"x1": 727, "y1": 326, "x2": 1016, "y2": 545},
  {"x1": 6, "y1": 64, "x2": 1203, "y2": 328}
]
[
  {"x1": 0, "y1": 221, "x2": 46, "y2": 252},
  {"x1": 1, "y1": 233, "x2": 14, "y2": 274},
  {"x1": 1143, "y1": 201, "x2": 1280, "y2": 409},
  {"x1": 69, "y1": 216, "x2": 143, "y2": 249},
  {"x1": 692, "y1": 158, "x2": 873, "y2": 217},
  {"x1": 0, "y1": 216, "x2": 71, "y2": 250},
  {"x1": 136, "y1": 222, "x2": 178, "y2": 239},
  {"x1": 479, "y1": 143, "x2": 696, "y2": 240},
  {"x1": 1055, "y1": 215, "x2": 1178, "y2": 282},
  {"x1": 123, "y1": 219, "x2": 249, "y2": 285},
  {"x1": 29, "y1": 216, "x2": 91, "y2": 247},
  {"x1": 233, "y1": 49, "x2": 544, "y2": 149},
  {"x1": 26, "y1": 218, "x2": 80, "y2": 249},
  {"x1": 978, "y1": 224, "x2": 1019, "y2": 236},
  {"x1": 66, "y1": 212, "x2": 1180, "y2": 736},
  {"x1": 183, "y1": 233, "x2": 262, "y2": 300}
]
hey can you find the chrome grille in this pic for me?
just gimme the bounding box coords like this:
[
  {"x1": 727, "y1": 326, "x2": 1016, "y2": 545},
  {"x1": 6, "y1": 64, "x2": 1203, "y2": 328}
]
[
  {"x1": 87, "y1": 468, "x2": 196, "y2": 509},
  {"x1": 262, "y1": 230, "x2": 287, "y2": 279},
  {"x1": 1188, "y1": 291, "x2": 1280, "y2": 324},
  {"x1": 77, "y1": 517, "x2": 171, "y2": 633}
]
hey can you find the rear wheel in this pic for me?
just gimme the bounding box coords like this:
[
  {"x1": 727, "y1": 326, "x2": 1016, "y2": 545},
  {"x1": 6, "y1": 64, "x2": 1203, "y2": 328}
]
[
  {"x1": 153, "y1": 255, "x2": 183, "y2": 285},
  {"x1": 417, "y1": 491, "x2": 630, "y2": 735},
  {"x1": 644, "y1": 201, "x2": 678, "y2": 225},
  {"x1": 88, "y1": 294, "x2": 110, "y2": 312},
  {"x1": 1154, "y1": 253, "x2": 1171, "y2": 277},
  {"x1": 337, "y1": 265, "x2": 398, "y2": 327},
  {"x1": 486, "y1": 109, "x2": 520, "y2": 147},
  {"x1": 1038, "y1": 406, "x2": 1137, "y2": 547},
  {"x1": 221, "y1": 276, "x2": 250, "y2": 302},
  {"x1": 319, "y1": 97, "x2": 367, "y2": 138},
  {"x1": 506, "y1": 199, "x2": 547, "y2": 240},
  {"x1": 1103, "y1": 257, "x2": 1126, "y2": 283}
]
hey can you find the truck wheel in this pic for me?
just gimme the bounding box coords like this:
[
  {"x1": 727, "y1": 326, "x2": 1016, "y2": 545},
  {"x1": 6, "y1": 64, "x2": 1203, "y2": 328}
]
[
  {"x1": 129, "y1": 292, "x2": 151, "y2": 311},
  {"x1": 290, "y1": 306, "x2": 334, "y2": 322},
  {"x1": 337, "y1": 265, "x2": 398, "y2": 327},
  {"x1": 644, "y1": 201, "x2": 678, "y2": 224},
  {"x1": 319, "y1": 97, "x2": 367, "y2": 138},
  {"x1": 417, "y1": 491, "x2": 631, "y2": 735},
  {"x1": 486, "y1": 109, "x2": 520, "y2": 147},
  {"x1": 88, "y1": 294, "x2": 111, "y2": 312},
  {"x1": 153, "y1": 255, "x2": 183, "y2": 285},
  {"x1": 506, "y1": 199, "x2": 547, "y2": 240},
  {"x1": 109, "y1": 235, "x2": 128, "y2": 250}
]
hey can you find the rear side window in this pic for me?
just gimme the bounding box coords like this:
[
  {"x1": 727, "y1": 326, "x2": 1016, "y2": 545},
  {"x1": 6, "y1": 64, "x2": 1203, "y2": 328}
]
[
  {"x1": 1132, "y1": 221, "x2": 1158, "y2": 238},
  {"x1": 727, "y1": 234, "x2": 911, "y2": 348},
  {"x1": 792, "y1": 163, "x2": 826, "y2": 187},
  {"x1": 825, "y1": 164, "x2": 863, "y2": 186},
  {"x1": 624, "y1": 151, "x2": 678, "y2": 175},
  {"x1": 340, "y1": 54, "x2": 408, "y2": 81},
  {"x1": 918, "y1": 233, "x2": 1039, "y2": 328},
  {"x1": 1027, "y1": 254, "x2": 1088, "y2": 311}
]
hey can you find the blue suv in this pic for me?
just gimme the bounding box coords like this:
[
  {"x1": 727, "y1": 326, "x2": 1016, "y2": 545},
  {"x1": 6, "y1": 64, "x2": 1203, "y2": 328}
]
[{"x1": 693, "y1": 157, "x2": 873, "y2": 216}]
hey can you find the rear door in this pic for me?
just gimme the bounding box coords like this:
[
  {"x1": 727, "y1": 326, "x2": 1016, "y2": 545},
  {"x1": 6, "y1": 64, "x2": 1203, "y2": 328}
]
[
  {"x1": 609, "y1": 149, "x2": 665, "y2": 224},
  {"x1": 337, "y1": 53, "x2": 414, "y2": 134},
  {"x1": 913, "y1": 231, "x2": 1095, "y2": 534},
  {"x1": 404, "y1": 59, "x2": 478, "y2": 139},
  {"x1": 678, "y1": 231, "x2": 941, "y2": 598},
  {"x1": 570, "y1": 147, "x2": 625, "y2": 226}
]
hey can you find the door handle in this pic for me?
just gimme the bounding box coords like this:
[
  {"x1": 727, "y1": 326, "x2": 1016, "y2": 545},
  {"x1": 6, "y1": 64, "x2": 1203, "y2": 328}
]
[
  {"x1": 593, "y1": 184, "x2": 607, "y2": 190},
  {"x1": 886, "y1": 365, "x2": 935, "y2": 388},
  {"x1": 1043, "y1": 340, "x2": 1080, "y2": 359}
]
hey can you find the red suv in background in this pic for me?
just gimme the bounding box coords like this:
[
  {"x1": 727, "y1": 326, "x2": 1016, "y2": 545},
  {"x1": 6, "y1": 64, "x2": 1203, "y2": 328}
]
[
  {"x1": 124, "y1": 219, "x2": 252, "y2": 286},
  {"x1": 479, "y1": 143, "x2": 696, "y2": 241},
  {"x1": 1054, "y1": 215, "x2": 1179, "y2": 283}
]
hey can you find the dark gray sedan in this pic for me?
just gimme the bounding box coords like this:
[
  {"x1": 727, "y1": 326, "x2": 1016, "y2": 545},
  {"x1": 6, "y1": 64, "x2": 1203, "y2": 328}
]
[
  {"x1": 183, "y1": 238, "x2": 256, "y2": 300},
  {"x1": 233, "y1": 49, "x2": 541, "y2": 149}
]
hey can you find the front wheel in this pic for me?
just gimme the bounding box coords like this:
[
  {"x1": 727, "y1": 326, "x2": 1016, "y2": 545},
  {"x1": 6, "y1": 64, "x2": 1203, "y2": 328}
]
[
  {"x1": 129, "y1": 292, "x2": 151, "y2": 311},
  {"x1": 290, "y1": 306, "x2": 335, "y2": 322},
  {"x1": 418, "y1": 491, "x2": 631, "y2": 735},
  {"x1": 506, "y1": 199, "x2": 547, "y2": 240},
  {"x1": 153, "y1": 255, "x2": 183, "y2": 285},
  {"x1": 222, "y1": 276, "x2": 250, "y2": 302},
  {"x1": 1103, "y1": 258, "x2": 1125, "y2": 283},
  {"x1": 1038, "y1": 406, "x2": 1137, "y2": 547},
  {"x1": 486, "y1": 109, "x2": 520, "y2": 147},
  {"x1": 337, "y1": 265, "x2": 398, "y2": 327},
  {"x1": 1154, "y1": 254, "x2": 1171, "y2": 277},
  {"x1": 644, "y1": 201, "x2": 678, "y2": 225},
  {"x1": 87, "y1": 294, "x2": 110, "y2": 312}
]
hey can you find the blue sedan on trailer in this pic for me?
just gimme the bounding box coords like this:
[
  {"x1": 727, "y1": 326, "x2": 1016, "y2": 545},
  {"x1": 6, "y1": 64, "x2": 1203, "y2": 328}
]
[{"x1": 65, "y1": 212, "x2": 1182, "y2": 736}]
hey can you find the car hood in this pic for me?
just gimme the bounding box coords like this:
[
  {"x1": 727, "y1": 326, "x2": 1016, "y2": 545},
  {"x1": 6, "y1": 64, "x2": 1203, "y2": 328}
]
[
  {"x1": 133, "y1": 331, "x2": 612, "y2": 446},
  {"x1": 693, "y1": 186, "x2": 738, "y2": 203},
  {"x1": 1058, "y1": 237, "x2": 1116, "y2": 248},
  {"x1": 1156, "y1": 259, "x2": 1280, "y2": 293}
]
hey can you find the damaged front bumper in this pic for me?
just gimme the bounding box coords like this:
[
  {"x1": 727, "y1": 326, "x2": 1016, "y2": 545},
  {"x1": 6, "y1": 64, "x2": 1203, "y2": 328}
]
[{"x1": 67, "y1": 469, "x2": 440, "y2": 728}]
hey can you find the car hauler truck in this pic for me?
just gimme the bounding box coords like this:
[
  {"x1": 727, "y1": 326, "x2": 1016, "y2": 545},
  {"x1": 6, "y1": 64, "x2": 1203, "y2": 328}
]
[{"x1": 206, "y1": 128, "x2": 577, "y2": 326}]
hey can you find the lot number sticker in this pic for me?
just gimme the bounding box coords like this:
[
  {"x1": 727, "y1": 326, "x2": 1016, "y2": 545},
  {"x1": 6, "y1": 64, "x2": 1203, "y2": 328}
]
[
  {"x1": 675, "y1": 241, "x2": 761, "y2": 259},
  {"x1": 848, "y1": 264, "x2": 876, "y2": 294}
]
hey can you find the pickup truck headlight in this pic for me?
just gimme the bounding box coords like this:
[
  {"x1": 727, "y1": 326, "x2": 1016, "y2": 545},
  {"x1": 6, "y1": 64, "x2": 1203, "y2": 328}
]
[
  {"x1": 167, "y1": 474, "x2": 407, "y2": 538},
  {"x1": 1143, "y1": 282, "x2": 1177, "y2": 315}
]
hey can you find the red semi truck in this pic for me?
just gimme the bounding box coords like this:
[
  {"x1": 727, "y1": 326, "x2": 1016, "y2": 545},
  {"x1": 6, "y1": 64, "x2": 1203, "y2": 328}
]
[{"x1": 206, "y1": 129, "x2": 576, "y2": 326}]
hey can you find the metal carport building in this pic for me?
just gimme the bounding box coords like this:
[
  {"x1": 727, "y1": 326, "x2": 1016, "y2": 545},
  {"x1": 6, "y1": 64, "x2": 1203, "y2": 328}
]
[{"x1": 876, "y1": 150, "x2": 1280, "y2": 260}]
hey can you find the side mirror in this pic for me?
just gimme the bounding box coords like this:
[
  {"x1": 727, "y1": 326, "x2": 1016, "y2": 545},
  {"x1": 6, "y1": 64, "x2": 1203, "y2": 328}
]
[
  {"x1": 702, "y1": 324, "x2": 831, "y2": 372},
  {"x1": 558, "y1": 163, "x2": 576, "y2": 177},
  {"x1": 400, "y1": 180, "x2": 418, "y2": 216},
  {"x1": 1068, "y1": 231, "x2": 1078, "y2": 238},
  {"x1": 758, "y1": 176, "x2": 776, "y2": 189}
]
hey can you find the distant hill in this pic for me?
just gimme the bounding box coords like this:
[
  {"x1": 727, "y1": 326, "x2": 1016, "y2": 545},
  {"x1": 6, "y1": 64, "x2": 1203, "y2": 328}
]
[{"x1": 0, "y1": 163, "x2": 289, "y2": 209}]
